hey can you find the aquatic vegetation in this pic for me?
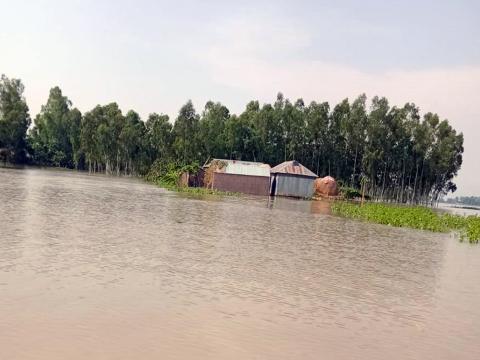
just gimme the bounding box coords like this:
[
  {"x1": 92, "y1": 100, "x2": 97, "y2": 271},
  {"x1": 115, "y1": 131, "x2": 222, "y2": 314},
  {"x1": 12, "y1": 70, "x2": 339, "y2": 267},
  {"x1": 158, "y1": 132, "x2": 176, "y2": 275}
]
[
  {"x1": 154, "y1": 179, "x2": 238, "y2": 197},
  {"x1": 463, "y1": 217, "x2": 480, "y2": 243},
  {"x1": 331, "y1": 202, "x2": 480, "y2": 244}
]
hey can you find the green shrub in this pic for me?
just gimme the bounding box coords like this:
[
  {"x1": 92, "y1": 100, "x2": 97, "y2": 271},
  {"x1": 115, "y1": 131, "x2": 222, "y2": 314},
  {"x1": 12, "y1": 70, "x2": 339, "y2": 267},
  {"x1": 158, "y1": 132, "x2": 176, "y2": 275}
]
[
  {"x1": 331, "y1": 202, "x2": 479, "y2": 244},
  {"x1": 145, "y1": 160, "x2": 236, "y2": 197},
  {"x1": 340, "y1": 186, "x2": 362, "y2": 199},
  {"x1": 145, "y1": 159, "x2": 200, "y2": 186}
]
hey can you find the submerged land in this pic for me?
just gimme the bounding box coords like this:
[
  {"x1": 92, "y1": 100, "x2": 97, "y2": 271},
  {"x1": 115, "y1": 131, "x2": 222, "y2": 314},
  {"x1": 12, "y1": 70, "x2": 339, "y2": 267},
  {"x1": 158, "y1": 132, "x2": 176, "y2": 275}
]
[
  {"x1": 2, "y1": 167, "x2": 480, "y2": 360},
  {"x1": 143, "y1": 161, "x2": 480, "y2": 244},
  {"x1": 1, "y1": 74, "x2": 477, "y2": 243},
  {"x1": 143, "y1": 163, "x2": 480, "y2": 243}
]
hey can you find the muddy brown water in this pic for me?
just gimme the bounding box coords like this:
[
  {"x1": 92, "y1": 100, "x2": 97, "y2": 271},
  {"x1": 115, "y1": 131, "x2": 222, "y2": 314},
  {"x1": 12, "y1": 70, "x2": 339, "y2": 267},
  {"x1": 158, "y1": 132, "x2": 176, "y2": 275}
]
[{"x1": 1, "y1": 167, "x2": 479, "y2": 360}]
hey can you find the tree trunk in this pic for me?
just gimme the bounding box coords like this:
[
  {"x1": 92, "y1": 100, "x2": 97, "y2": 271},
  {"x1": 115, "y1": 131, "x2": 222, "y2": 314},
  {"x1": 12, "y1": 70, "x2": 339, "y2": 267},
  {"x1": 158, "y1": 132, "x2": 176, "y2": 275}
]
[
  {"x1": 417, "y1": 160, "x2": 425, "y2": 204},
  {"x1": 411, "y1": 163, "x2": 419, "y2": 204},
  {"x1": 352, "y1": 145, "x2": 358, "y2": 187},
  {"x1": 400, "y1": 159, "x2": 405, "y2": 203},
  {"x1": 380, "y1": 162, "x2": 387, "y2": 201},
  {"x1": 116, "y1": 150, "x2": 120, "y2": 176}
]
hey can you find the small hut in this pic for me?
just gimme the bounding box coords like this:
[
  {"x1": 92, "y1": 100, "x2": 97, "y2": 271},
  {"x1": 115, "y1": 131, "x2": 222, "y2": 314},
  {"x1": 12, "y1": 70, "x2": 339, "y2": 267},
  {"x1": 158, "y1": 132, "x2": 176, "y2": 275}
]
[
  {"x1": 270, "y1": 160, "x2": 318, "y2": 198},
  {"x1": 203, "y1": 159, "x2": 271, "y2": 196}
]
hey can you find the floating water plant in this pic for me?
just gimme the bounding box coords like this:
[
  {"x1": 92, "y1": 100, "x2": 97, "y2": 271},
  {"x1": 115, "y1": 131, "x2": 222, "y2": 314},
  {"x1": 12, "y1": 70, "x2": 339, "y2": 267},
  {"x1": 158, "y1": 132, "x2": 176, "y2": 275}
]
[{"x1": 331, "y1": 202, "x2": 480, "y2": 244}]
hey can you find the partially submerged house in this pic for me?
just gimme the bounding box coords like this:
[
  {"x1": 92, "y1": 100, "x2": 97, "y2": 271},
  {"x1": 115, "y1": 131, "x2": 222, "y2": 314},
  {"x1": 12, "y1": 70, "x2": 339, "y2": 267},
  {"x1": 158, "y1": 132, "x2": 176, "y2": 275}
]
[
  {"x1": 203, "y1": 159, "x2": 271, "y2": 196},
  {"x1": 270, "y1": 160, "x2": 318, "y2": 198}
]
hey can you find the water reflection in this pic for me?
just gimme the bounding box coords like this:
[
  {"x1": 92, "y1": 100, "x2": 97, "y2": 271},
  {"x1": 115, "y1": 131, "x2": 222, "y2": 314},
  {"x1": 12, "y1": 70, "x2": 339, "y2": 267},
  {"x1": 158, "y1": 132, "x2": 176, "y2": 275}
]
[{"x1": 1, "y1": 167, "x2": 480, "y2": 360}]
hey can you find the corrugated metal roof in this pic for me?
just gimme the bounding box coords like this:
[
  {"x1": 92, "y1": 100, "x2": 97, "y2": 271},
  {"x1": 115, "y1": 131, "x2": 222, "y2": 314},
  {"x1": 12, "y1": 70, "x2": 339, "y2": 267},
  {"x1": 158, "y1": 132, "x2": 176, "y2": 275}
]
[
  {"x1": 207, "y1": 159, "x2": 271, "y2": 177},
  {"x1": 225, "y1": 162, "x2": 270, "y2": 177},
  {"x1": 271, "y1": 160, "x2": 318, "y2": 178}
]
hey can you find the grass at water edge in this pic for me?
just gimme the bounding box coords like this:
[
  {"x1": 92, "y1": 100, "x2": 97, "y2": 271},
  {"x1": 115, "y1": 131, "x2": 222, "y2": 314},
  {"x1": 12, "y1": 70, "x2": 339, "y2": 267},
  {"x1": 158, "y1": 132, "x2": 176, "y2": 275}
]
[{"x1": 331, "y1": 202, "x2": 480, "y2": 244}]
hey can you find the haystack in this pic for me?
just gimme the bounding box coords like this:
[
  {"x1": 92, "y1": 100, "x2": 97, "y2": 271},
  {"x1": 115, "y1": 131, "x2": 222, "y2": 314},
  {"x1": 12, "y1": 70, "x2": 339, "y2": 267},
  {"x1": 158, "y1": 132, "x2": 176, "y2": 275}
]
[{"x1": 314, "y1": 176, "x2": 339, "y2": 196}]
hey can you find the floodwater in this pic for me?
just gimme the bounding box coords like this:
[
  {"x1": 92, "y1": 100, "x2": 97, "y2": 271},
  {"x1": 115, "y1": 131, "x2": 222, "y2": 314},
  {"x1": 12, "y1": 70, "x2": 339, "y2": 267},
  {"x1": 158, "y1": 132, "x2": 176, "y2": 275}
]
[
  {"x1": 438, "y1": 202, "x2": 480, "y2": 216},
  {"x1": 1, "y1": 168, "x2": 480, "y2": 360}
]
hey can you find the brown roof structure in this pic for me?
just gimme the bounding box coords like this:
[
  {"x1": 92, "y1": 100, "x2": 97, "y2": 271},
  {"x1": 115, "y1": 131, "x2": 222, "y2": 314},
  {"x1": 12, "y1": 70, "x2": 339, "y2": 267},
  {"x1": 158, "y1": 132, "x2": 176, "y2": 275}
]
[{"x1": 270, "y1": 160, "x2": 317, "y2": 178}]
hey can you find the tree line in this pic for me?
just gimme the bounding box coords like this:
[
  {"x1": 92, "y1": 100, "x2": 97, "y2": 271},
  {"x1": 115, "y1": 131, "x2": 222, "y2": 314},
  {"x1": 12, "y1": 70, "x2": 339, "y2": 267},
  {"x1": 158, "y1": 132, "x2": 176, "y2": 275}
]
[
  {"x1": 445, "y1": 197, "x2": 480, "y2": 207},
  {"x1": 0, "y1": 74, "x2": 464, "y2": 203}
]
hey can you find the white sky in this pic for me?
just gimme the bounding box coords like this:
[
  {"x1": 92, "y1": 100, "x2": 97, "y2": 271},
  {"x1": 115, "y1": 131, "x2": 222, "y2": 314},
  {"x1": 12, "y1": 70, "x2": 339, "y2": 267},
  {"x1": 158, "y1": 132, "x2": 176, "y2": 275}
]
[{"x1": 1, "y1": 0, "x2": 479, "y2": 195}]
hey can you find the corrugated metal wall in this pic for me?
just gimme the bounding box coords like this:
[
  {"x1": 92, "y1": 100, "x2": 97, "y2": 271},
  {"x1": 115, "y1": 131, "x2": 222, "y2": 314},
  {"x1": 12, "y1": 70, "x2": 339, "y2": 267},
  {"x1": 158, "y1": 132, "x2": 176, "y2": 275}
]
[
  {"x1": 212, "y1": 173, "x2": 270, "y2": 196},
  {"x1": 273, "y1": 174, "x2": 315, "y2": 198}
]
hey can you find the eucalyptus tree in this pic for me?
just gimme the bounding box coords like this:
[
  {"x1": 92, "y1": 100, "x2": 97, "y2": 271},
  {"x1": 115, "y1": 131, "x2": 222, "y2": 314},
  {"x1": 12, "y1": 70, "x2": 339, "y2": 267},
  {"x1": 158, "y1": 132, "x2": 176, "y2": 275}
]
[
  {"x1": 96, "y1": 103, "x2": 124, "y2": 174},
  {"x1": 305, "y1": 101, "x2": 329, "y2": 175},
  {"x1": 327, "y1": 98, "x2": 350, "y2": 179},
  {"x1": 146, "y1": 113, "x2": 173, "y2": 162},
  {"x1": 81, "y1": 105, "x2": 102, "y2": 173},
  {"x1": 0, "y1": 75, "x2": 31, "y2": 163},
  {"x1": 345, "y1": 94, "x2": 368, "y2": 186},
  {"x1": 411, "y1": 113, "x2": 434, "y2": 202},
  {"x1": 225, "y1": 101, "x2": 260, "y2": 161},
  {"x1": 173, "y1": 100, "x2": 201, "y2": 164},
  {"x1": 363, "y1": 96, "x2": 390, "y2": 198},
  {"x1": 1, "y1": 74, "x2": 466, "y2": 203},
  {"x1": 252, "y1": 103, "x2": 282, "y2": 164},
  {"x1": 67, "y1": 108, "x2": 83, "y2": 169},
  {"x1": 273, "y1": 92, "x2": 286, "y2": 163},
  {"x1": 288, "y1": 98, "x2": 307, "y2": 162},
  {"x1": 120, "y1": 110, "x2": 147, "y2": 175},
  {"x1": 199, "y1": 101, "x2": 229, "y2": 160},
  {"x1": 428, "y1": 117, "x2": 463, "y2": 203},
  {"x1": 29, "y1": 86, "x2": 82, "y2": 168},
  {"x1": 393, "y1": 103, "x2": 420, "y2": 203}
]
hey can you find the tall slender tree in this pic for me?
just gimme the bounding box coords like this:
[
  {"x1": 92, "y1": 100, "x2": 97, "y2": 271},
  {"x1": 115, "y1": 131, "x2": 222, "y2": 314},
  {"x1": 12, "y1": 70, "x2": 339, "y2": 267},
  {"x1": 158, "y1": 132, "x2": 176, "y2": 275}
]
[
  {"x1": 199, "y1": 101, "x2": 229, "y2": 160},
  {"x1": 146, "y1": 113, "x2": 173, "y2": 162},
  {"x1": 30, "y1": 86, "x2": 81, "y2": 167},
  {"x1": 173, "y1": 100, "x2": 200, "y2": 164},
  {"x1": 2, "y1": 74, "x2": 463, "y2": 202},
  {"x1": 0, "y1": 75, "x2": 31, "y2": 163}
]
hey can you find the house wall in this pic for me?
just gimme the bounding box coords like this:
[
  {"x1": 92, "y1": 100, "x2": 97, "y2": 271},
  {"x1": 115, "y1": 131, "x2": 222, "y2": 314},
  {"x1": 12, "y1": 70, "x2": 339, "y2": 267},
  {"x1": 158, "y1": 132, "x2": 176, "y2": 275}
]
[
  {"x1": 212, "y1": 173, "x2": 270, "y2": 196},
  {"x1": 273, "y1": 174, "x2": 315, "y2": 198}
]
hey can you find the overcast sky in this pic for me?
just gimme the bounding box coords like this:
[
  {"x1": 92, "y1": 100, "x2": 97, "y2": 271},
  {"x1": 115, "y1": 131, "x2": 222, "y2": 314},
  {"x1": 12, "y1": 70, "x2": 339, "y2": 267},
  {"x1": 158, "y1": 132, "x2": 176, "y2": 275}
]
[{"x1": 1, "y1": 0, "x2": 479, "y2": 195}]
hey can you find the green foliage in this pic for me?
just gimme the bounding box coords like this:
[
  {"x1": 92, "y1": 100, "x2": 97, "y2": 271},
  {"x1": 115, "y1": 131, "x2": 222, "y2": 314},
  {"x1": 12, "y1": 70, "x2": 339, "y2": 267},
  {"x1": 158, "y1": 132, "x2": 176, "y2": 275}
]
[
  {"x1": 463, "y1": 218, "x2": 480, "y2": 243},
  {"x1": 145, "y1": 159, "x2": 199, "y2": 186},
  {"x1": 145, "y1": 159, "x2": 235, "y2": 196},
  {"x1": 29, "y1": 87, "x2": 82, "y2": 168},
  {"x1": 331, "y1": 202, "x2": 480, "y2": 244},
  {"x1": 1, "y1": 75, "x2": 466, "y2": 203},
  {"x1": 146, "y1": 113, "x2": 173, "y2": 162},
  {"x1": 224, "y1": 102, "x2": 260, "y2": 162},
  {"x1": 173, "y1": 100, "x2": 201, "y2": 164},
  {"x1": 199, "y1": 101, "x2": 229, "y2": 159},
  {"x1": 0, "y1": 75, "x2": 31, "y2": 163},
  {"x1": 77, "y1": 103, "x2": 151, "y2": 175},
  {"x1": 339, "y1": 186, "x2": 362, "y2": 199},
  {"x1": 145, "y1": 159, "x2": 177, "y2": 184}
]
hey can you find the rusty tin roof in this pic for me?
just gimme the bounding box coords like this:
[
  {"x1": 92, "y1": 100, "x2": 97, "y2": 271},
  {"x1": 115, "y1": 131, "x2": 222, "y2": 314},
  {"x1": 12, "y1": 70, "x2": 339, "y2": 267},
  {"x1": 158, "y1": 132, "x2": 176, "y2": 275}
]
[{"x1": 270, "y1": 160, "x2": 317, "y2": 178}]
